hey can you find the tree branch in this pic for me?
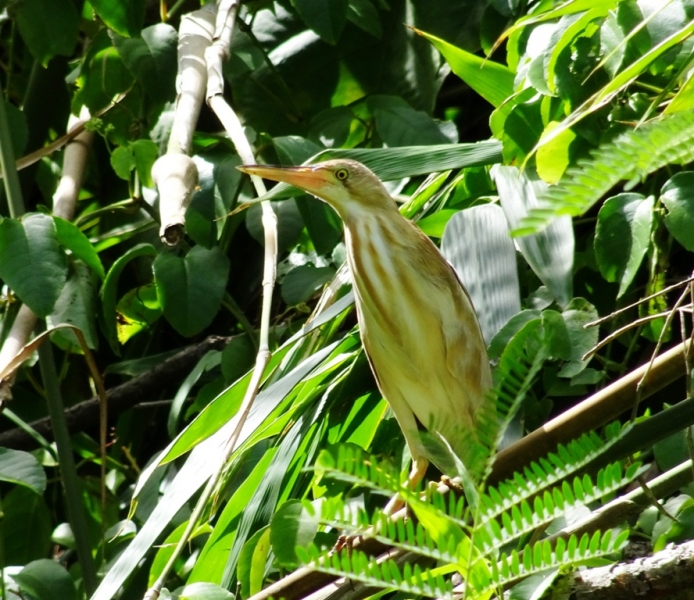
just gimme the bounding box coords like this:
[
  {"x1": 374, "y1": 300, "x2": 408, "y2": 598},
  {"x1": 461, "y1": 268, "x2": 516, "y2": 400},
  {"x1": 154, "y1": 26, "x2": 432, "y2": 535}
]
[{"x1": 0, "y1": 336, "x2": 230, "y2": 450}]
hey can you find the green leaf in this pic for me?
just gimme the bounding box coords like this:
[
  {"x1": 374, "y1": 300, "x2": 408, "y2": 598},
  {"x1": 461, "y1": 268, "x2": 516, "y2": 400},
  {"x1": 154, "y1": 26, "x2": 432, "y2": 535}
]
[
  {"x1": 558, "y1": 298, "x2": 599, "y2": 378},
  {"x1": 490, "y1": 89, "x2": 544, "y2": 165},
  {"x1": 347, "y1": 0, "x2": 382, "y2": 38},
  {"x1": 661, "y1": 171, "x2": 694, "y2": 252},
  {"x1": 0, "y1": 213, "x2": 67, "y2": 317},
  {"x1": 262, "y1": 141, "x2": 503, "y2": 201},
  {"x1": 101, "y1": 243, "x2": 157, "y2": 354},
  {"x1": 15, "y1": 0, "x2": 79, "y2": 66},
  {"x1": 115, "y1": 283, "x2": 162, "y2": 344},
  {"x1": 536, "y1": 122, "x2": 578, "y2": 184},
  {"x1": 415, "y1": 28, "x2": 515, "y2": 108},
  {"x1": 291, "y1": 0, "x2": 348, "y2": 44},
  {"x1": 594, "y1": 193, "x2": 654, "y2": 297},
  {"x1": 247, "y1": 200, "x2": 304, "y2": 252},
  {"x1": 1, "y1": 487, "x2": 51, "y2": 566},
  {"x1": 368, "y1": 95, "x2": 452, "y2": 147},
  {"x1": 111, "y1": 23, "x2": 178, "y2": 104},
  {"x1": 111, "y1": 146, "x2": 136, "y2": 180},
  {"x1": 441, "y1": 204, "x2": 521, "y2": 345},
  {"x1": 78, "y1": 29, "x2": 134, "y2": 114},
  {"x1": 493, "y1": 166, "x2": 574, "y2": 307},
  {"x1": 281, "y1": 265, "x2": 336, "y2": 305},
  {"x1": 516, "y1": 111, "x2": 694, "y2": 235},
  {"x1": 13, "y1": 559, "x2": 77, "y2": 600},
  {"x1": 238, "y1": 526, "x2": 272, "y2": 597},
  {"x1": 53, "y1": 217, "x2": 105, "y2": 279},
  {"x1": 91, "y1": 0, "x2": 146, "y2": 37},
  {"x1": 309, "y1": 107, "x2": 357, "y2": 148},
  {"x1": 270, "y1": 501, "x2": 320, "y2": 568},
  {"x1": 130, "y1": 139, "x2": 159, "y2": 188},
  {"x1": 153, "y1": 246, "x2": 230, "y2": 337},
  {"x1": 0, "y1": 448, "x2": 46, "y2": 494},
  {"x1": 47, "y1": 262, "x2": 99, "y2": 349}
]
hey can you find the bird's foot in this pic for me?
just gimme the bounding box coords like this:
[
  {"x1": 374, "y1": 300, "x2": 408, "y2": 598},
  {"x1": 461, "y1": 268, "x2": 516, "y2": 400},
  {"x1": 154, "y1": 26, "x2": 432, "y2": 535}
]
[{"x1": 331, "y1": 533, "x2": 363, "y2": 555}]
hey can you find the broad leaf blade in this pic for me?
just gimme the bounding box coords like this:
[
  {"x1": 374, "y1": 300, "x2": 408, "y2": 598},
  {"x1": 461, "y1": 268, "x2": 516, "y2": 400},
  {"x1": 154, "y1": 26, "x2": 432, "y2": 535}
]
[
  {"x1": 493, "y1": 166, "x2": 574, "y2": 307},
  {"x1": 0, "y1": 214, "x2": 67, "y2": 317},
  {"x1": 441, "y1": 204, "x2": 521, "y2": 345}
]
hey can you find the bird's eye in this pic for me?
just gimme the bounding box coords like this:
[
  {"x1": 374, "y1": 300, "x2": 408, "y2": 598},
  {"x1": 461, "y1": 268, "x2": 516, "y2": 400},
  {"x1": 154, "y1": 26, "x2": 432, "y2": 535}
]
[{"x1": 335, "y1": 168, "x2": 349, "y2": 181}]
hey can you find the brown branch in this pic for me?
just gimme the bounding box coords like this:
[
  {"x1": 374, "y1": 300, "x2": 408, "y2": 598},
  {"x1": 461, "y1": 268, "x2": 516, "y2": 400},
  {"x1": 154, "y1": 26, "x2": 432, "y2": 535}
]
[
  {"x1": 0, "y1": 336, "x2": 231, "y2": 450},
  {"x1": 553, "y1": 539, "x2": 694, "y2": 600}
]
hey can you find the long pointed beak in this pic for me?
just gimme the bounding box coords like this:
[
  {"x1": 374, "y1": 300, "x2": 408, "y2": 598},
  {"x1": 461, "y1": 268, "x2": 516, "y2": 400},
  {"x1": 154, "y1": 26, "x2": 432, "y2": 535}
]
[{"x1": 237, "y1": 164, "x2": 331, "y2": 196}]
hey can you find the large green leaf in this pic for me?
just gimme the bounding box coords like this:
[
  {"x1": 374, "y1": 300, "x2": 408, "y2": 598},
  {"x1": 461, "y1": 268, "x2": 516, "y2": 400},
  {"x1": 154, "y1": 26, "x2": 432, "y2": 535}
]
[
  {"x1": 0, "y1": 213, "x2": 67, "y2": 317},
  {"x1": 493, "y1": 166, "x2": 574, "y2": 307},
  {"x1": 282, "y1": 265, "x2": 336, "y2": 306},
  {"x1": 661, "y1": 171, "x2": 694, "y2": 252},
  {"x1": 90, "y1": 0, "x2": 146, "y2": 37},
  {"x1": 47, "y1": 262, "x2": 99, "y2": 349},
  {"x1": 270, "y1": 500, "x2": 319, "y2": 568},
  {"x1": 1, "y1": 487, "x2": 52, "y2": 568},
  {"x1": 441, "y1": 204, "x2": 521, "y2": 344},
  {"x1": 291, "y1": 0, "x2": 348, "y2": 44},
  {"x1": 12, "y1": 559, "x2": 77, "y2": 600},
  {"x1": 53, "y1": 217, "x2": 105, "y2": 280},
  {"x1": 259, "y1": 141, "x2": 503, "y2": 201},
  {"x1": 368, "y1": 95, "x2": 453, "y2": 146},
  {"x1": 15, "y1": 0, "x2": 79, "y2": 66},
  {"x1": 112, "y1": 23, "x2": 178, "y2": 104},
  {"x1": 0, "y1": 448, "x2": 46, "y2": 495},
  {"x1": 238, "y1": 526, "x2": 272, "y2": 597},
  {"x1": 594, "y1": 193, "x2": 654, "y2": 297},
  {"x1": 415, "y1": 28, "x2": 515, "y2": 108},
  {"x1": 101, "y1": 243, "x2": 157, "y2": 354},
  {"x1": 153, "y1": 246, "x2": 230, "y2": 337}
]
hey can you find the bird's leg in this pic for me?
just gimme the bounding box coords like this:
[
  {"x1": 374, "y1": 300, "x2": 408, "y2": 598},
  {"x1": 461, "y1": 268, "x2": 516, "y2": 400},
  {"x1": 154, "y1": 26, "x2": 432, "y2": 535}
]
[{"x1": 384, "y1": 456, "x2": 429, "y2": 516}]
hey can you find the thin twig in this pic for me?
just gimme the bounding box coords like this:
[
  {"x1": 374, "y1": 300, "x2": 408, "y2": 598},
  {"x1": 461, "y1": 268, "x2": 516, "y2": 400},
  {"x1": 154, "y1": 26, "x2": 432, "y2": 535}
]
[
  {"x1": 585, "y1": 274, "x2": 694, "y2": 329},
  {"x1": 582, "y1": 308, "x2": 690, "y2": 361}
]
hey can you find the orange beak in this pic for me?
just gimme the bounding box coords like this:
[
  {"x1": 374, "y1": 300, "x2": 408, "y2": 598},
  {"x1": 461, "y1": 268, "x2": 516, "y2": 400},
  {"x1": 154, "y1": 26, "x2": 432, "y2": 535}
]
[{"x1": 237, "y1": 164, "x2": 331, "y2": 196}]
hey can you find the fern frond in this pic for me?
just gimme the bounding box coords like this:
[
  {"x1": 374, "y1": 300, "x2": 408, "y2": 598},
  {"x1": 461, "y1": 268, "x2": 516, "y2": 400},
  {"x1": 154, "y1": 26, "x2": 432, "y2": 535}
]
[
  {"x1": 477, "y1": 528, "x2": 630, "y2": 595},
  {"x1": 514, "y1": 110, "x2": 694, "y2": 236},
  {"x1": 475, "y1": 461, "x2": 645, "y2": 554},
  {"x1": 477, "y1": 319, "x2": 550, "y2": 484},
  {"x1": 296, "y1": 544, "x2": 456, "y2": 599},
  {"x1": 481, "y1": 422, "x2": 632, "y2": 523},
  {"x1": 315, "y1": 445, "x2": 402, "y2": 496}
]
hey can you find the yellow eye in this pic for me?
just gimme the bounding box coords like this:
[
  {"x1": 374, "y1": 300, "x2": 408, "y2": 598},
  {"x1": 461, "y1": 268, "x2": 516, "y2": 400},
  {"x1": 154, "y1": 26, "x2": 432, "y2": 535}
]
[{"x1": 335, "y1": 168, "x2": 349, "y2": 181}]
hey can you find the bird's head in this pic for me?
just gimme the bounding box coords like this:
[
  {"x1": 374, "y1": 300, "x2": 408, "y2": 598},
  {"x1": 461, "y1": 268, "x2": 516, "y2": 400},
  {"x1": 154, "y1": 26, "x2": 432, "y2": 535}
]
[{"x1": 237, "y1": 159, "x2": 397, "y2": 220}]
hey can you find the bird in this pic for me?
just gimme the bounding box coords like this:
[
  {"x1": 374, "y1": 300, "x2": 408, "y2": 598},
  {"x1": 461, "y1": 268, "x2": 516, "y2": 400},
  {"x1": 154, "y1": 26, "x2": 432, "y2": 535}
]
[{"x1": 238, "y1": 159, "x2": 493, "y2": 497}]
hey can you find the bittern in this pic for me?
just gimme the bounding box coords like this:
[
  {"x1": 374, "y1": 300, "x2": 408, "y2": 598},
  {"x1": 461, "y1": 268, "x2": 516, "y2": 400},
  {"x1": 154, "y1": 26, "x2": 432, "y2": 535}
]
[{"x1": 238, "y1": 159, "x2": 492, "y2": 492}]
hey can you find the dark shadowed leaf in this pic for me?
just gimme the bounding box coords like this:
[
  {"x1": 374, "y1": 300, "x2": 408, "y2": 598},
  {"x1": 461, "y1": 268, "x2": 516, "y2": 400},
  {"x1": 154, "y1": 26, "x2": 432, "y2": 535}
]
[
  {"x1": 91, "y1": 0, "x2": 146, "y2": 37},
  {"x1": 12, "y1": 560, "x2": 77, "y2": 600},
  {"x1": 0, "y1": 214, "x2": 67, "y2": 317},
  {"x1": 270, "y1": 500, "x2": 319, "y2": 567},
  {"x1": 0, "y1": 448, "x2": 46, "y2": 494},
  {"x1": 153, "y1": 246, "x2": 230, "y2": 337},
  {"x1": 291, "y1": 0, "x2": 348, "y2": 45},
  {"x1": 282, "y1": 265, "x2": 336, "y2": 305},
  {"x1": 112, "y1": 23, "x2": 178, "y2": 104},
  {"x1": 661, "y1": 171, "x2": 694, "y2": 252},
  {"x1": 594, "y1": 193, "x2": 653, "y2": 297},
  {"x1": 15, "y1": 0, "x2": 79, "y2": 65},
  {"x1": 48, "y1": 262, "x2": 99, "y2": 349}
]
